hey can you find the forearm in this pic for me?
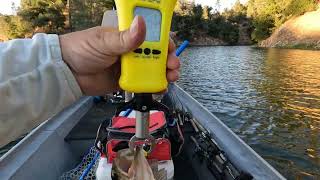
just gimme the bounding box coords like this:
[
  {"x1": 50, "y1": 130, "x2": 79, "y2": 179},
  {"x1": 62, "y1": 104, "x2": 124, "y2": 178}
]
[{"x1": 0, "y1": 34, "x2": 83, "y2": 148}]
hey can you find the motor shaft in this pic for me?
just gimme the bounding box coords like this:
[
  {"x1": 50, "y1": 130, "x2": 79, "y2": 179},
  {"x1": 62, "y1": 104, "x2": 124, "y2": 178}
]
[
  {"x1": 128, "y1": 93, "x2": 156, "y2": 152},
  {"x1": 135, "y1": 111, "x2": 150, "y2": 139}
]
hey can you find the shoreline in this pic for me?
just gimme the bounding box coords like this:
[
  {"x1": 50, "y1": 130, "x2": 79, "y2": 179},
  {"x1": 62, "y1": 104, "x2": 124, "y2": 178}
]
[
  {"x1": 177, "y1": 42, "x2": 320, "y2": 50},
  {"x1": 258, "y1": 44, "x2": 320, "y2": 51}
]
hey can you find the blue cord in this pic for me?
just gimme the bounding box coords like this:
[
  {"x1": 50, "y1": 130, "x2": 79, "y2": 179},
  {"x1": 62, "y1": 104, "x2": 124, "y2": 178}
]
[
  {"x1": 176, "y1": 40, "x2": 189, "y2": 56},
  {"x1": 79, "y1": 152, "x2": 100, "y2": 180},
  {"x1": 124, "y1": 108, "x2": 133, "y2": 117},
  {"x1": 168, "y1": 118, "x2": 177, "y2": 127},
  {"x1": 93, "y1": 96, "x2": 102, "y2": 103}
]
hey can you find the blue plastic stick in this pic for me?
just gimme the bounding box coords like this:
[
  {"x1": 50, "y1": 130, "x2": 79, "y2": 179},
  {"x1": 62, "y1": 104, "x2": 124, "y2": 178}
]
[
  {"x1": 175, "y1": 40, "x2": 189, "y2": 57},
  {"x1": 79, "y1": 152, "x2": 100, "y2": 180}
]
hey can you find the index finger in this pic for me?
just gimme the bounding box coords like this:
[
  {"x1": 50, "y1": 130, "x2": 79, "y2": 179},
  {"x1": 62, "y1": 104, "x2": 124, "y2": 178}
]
[{"x1": 168, "y1": 38, "x2": 176, "y2": 53}]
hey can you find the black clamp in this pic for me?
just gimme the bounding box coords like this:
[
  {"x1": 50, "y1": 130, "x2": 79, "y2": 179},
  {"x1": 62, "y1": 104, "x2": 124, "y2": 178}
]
[{"x1": 115, "y1": 93, "x2": 173, "y2": 119}]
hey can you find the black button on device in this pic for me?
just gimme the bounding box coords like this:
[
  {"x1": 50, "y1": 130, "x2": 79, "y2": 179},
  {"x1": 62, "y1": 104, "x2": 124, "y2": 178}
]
[
  {"x1": 144, "y1": 48, "x2": 151, "y2": 55},
  {"x1": 152, "y1": 49, "x2": 161, "y2": 55},
  {"x1": 134, "y1": 48, "x2": 142, "y2": 54}
]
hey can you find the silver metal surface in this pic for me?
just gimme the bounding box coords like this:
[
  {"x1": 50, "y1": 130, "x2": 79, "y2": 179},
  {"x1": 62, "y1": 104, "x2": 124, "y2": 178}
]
[
  {"x1": 124, "y1": 92, "x2": 133, "y2": 102},
  {"x1": 135, "y1": 111, "x2": 150, "y2": 139},
  {"x1": 129, "y1": 135, "x2": 156, "y2": 154},
  {"x1": 0, "y1": 97, "x2": 93, "y2": 180},
  {"x1": 169, "y1": 84, "x2": 285, "y2": 180}
]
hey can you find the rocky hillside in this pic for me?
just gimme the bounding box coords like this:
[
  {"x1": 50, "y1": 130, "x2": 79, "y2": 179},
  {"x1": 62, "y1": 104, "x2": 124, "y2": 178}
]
[
  {"x1": 0, "y1": 34, "x2": 8, "y2": 42},
  {"x1": 185, "y1": 31, "x2": 228, "y2": 46},
  {"x1": 260, "y1": 8, "x2": 320, "y2": 49}
]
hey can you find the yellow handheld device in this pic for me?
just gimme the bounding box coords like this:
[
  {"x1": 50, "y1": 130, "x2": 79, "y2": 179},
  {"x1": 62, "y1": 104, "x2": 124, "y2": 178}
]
[{"x1": 115, "y1": 0, "x2": 177, "y2": 93}]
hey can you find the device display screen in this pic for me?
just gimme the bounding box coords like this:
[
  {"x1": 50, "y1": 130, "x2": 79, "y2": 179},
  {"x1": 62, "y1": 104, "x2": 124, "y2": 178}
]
[{"x1": 134, "y1": 7, "x2": 161, "y2": 42}]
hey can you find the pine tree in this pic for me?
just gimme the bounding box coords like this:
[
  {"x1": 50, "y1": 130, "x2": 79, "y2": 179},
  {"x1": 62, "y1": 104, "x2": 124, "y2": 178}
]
[
  {"x1": 18, "y1": 0, "x2": 66, "y2": 34},
  {"x1": 69, "y1": 0, "x2": 114, "y2": 31},
  {"x1": 202, "y1": 6, "x2": 212, "y2": 20}
]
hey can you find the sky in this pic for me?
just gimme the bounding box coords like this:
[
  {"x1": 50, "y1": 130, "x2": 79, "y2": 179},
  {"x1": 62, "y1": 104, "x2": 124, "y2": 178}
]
[
  {"x1": 0, "y1": 0, "x2": 248, "y2": 15},
  {"x1": 0, "y1": 0, "x2": 20, "y2": 15},
  {"x1": 195, "y1": 0, "x2": 248, "y2": 11}
]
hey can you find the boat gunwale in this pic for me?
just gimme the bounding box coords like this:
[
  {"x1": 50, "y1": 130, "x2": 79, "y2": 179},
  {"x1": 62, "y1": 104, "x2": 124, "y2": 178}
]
[
  {"x1": 0, "y1": 97, "x2": 93, "y2": 179},
  {"x1": 169, "y1": 84, "x2": 285, "y2": 180}
]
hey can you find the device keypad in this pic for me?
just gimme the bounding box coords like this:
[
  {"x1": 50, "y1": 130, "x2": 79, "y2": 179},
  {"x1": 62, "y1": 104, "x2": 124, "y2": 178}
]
[
  {"x1": 134, "y1": 48, "x2": 161, "y2": 58},
  {"x1": 152, "y1": 49, "x2": 161, "y2": 55},
  {"x1": 134, "y1": 48, "x2": 143, "y2": 54},
  {"x1": 143, "y1": 48, "x2": 151, "y2": 55}
]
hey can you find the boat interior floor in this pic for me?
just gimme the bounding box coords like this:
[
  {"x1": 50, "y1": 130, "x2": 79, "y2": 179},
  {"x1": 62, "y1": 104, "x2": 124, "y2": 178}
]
[{"x1": 64, "y1": 100, "x2": 202, "y2": 180}]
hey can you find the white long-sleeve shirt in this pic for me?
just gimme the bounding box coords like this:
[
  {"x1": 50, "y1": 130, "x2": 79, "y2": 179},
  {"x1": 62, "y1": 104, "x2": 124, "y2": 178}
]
[{"x1": 0, "y1": 34, "x2": 83, "y2": 148}]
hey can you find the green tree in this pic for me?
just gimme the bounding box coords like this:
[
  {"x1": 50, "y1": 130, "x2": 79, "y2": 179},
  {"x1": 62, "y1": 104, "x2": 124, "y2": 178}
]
[
  {"x1": 202, "y1": 6, "x2": 212, "y2": 20},
  {"x1": 0, "y1": 15, "x2": 31, "y2": 39},
  {"x1": 221, "y1": 23, "x2": 239, "y2": 44},
  {"x1": 18, "y1": 0, "x2": 66, "y2": 34},
  {"x1": 223, "y1": 0, "x2": 247, "y2": 23},
  {"x1": 172, "y1": 14, "x2": 193, "y2": 40},
  {"x1": 21, "y1": 0, "x2": 43, "y2": 7},
  {"x1": 172, "y1": 1, "x2": 201, "y2": 40},
  {"x1": 172, "y1": 2, "x2": 244, "y2": 45},
  {"x1": 69, "y1": 0, "x2": 114, "y2": 31},
  {"x1": 251, "y1": 15, "x2": 274, "y2": 41},
  {"x1": 192, "y1": 4, "x2": 203, "y2": 21},
  {"x1": 233, "y1": 0, "x2": 247, "y2": 16},
  {"x1": 0, "y1": 16, "x2": 11, "y2": 39},
  {"x1": 284, "y1": 0, "x2": 318, "y2": 17}
]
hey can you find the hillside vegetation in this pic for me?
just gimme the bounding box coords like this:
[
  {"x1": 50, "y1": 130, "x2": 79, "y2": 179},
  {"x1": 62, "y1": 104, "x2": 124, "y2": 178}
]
[
  {"x1": 0, "y1": 0, "x2": 319, "y2": 48},
  {"x1": 0, "y1": 0, "x2": 114, "y2": 41},
  {"x1": 0, "y1": 0, "x2": 253, "y2": 45},
  {"x1": 260, "y1": 8, "x2": 320, "y2": 49},
  {"x1": 247, "y1": 0, "x2": 318, "y2": 42},
  {"x1": 172, "y1": 0, "x2": 252, "y2": 45}
]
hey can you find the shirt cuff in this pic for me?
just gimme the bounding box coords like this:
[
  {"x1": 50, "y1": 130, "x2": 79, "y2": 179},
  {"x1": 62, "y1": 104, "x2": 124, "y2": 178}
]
[{"x1": 47, "y1": 34, "x2": 83, "y2": 99}]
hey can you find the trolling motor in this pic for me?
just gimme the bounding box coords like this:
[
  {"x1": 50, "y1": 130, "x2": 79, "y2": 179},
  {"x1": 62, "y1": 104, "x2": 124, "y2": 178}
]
[{"x1": 114, "y1": 0, "x2": 177, "y2": 152}]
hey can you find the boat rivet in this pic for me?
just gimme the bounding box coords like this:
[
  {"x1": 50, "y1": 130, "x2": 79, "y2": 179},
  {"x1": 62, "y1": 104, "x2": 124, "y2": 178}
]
[{"x1": 142, "y1": 106, "x2": 147, "y2": 111}]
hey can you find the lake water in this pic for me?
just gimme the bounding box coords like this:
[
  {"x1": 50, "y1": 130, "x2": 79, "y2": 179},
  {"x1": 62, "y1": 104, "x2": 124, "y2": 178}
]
[{"x1": 178, "y1": 46, "x2": 320, "y2": 179}]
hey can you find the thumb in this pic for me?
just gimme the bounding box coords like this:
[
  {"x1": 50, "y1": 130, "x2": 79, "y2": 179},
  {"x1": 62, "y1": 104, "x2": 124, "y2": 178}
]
[{"x1": 104, "y1": 16, "x2": 146, "y2": 55}]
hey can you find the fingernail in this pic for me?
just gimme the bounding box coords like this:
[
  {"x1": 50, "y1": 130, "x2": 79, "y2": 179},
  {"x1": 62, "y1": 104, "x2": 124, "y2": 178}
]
[{"x1": 130, "y1": 16, "x2": 139, "y2": 35}]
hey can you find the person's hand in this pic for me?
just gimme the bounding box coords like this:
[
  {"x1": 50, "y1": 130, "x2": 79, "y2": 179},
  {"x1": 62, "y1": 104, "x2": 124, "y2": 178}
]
[{"x1": 59, "y1": 16, "x2": 180, "y2": 95}]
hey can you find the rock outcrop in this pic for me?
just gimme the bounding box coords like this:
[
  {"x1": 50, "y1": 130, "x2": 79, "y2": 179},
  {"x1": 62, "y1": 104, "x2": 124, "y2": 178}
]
[
  {"x1": 190, "y1": 35, "x2": 228, "y2": 46},
  {"x1": 260, "y1": 8, "x2": 320, "y2": 49},
  {"x1": 171, "y1": 31, "x2": 228, "y2": 46}
]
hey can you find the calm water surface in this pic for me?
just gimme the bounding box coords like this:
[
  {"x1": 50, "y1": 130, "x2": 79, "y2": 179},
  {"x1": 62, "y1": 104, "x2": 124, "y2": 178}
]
[{"x1": 178, "y1": 46, "x2": 320, "y2": 179}]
